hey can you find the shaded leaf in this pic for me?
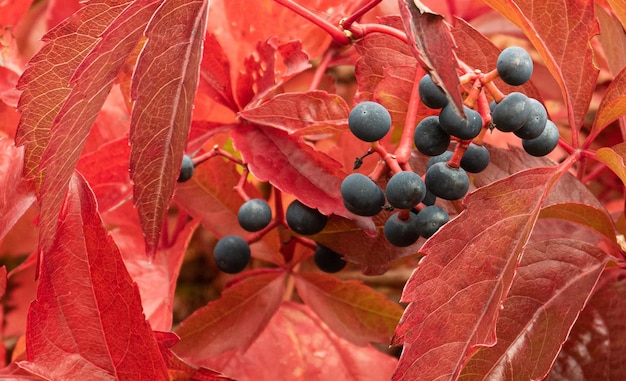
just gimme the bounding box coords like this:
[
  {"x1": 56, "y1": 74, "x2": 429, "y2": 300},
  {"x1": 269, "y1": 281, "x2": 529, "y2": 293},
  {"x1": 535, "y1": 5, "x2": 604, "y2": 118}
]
[
  {"x1": 199, "y1": 33, "x2": 237, "y2": 111},
  {"x1": 294, "y1": 271, "x2": 403, "y2": 346},
  {"x1": 595, "y1": 5, "x2": 626, "y2": 76},
  {"x1": 482, "y1": 0, "x2": 599, "y2": 131},
  {"x1": 173, "y1": 271, "x2": 286, "y2": 364},
  {"x1": 547, "y1": 268, "x2": 626, "y2": 380},
  {"x1": 214, "y1": 302, "x2": 398, "y2": 381},
  {"x1": 591, "y1": 68, "x2": 626, "y2": 143},
  {"x1": 18, "y1": 174, "x2": 167, "y2": 380},
  {"x1": 596, "y1": 142, "x2": 626, "y2": 185},
  {"x1": 539, "y1": 202, "x2": 620, "y2": 254},
  {"x1": 129, "y1": 0, "x2": 208, "y2": 257},
  {"x1": 459, "y1": 239, "x2": 608, "y2": 380},
  {"x1": 392, "y1": 166, "x2": 569, "y2": 380},
  {"x1": 231, "y1": 124, "x2": 349, "y2": 217},
  {"x1": 398, "y1": 0, "x2": 464, "y2": 115},
  {"x1": 238, "y1": 91, "x2": 349, "y2": 135},
  {"x1": 0, "y1": 137, "x2": 35, "y2": 241},
  {"x1": 607, "y1": 0, "x2": 626, "y2": 31}
]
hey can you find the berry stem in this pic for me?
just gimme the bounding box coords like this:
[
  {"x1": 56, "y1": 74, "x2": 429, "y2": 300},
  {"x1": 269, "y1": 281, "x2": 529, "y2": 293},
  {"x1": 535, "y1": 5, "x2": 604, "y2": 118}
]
[
  {"x1": 483, "y1": 80, "x2": 505, "y2": 103},
  {"x1": 395, "y1": 65, "x2": 426, "y2": 164},
  {"x1": 481, "y1": 68, "x2": 500, "y2": 84},
  {"x1": 234, "y1": 165, "x2": 251, "y2": 201},
  {"x1": 340, "y1": 0, "x2": 382, "y2": 30},
  {"x1": 372, "y1": 142, "x2": 403, "y2": 174},
  {"x1": 463, "y1": 78, "x2": 483, "y2": 108},
  {"x1": 273, "y1": 0, "x2": 351, "y2": 45},
  {"x1": 447, "y1": 140, "x2": 469, "y2": 169},
  {"x1": 349, "y1": 23, "x2": 407, "y2": 42}
]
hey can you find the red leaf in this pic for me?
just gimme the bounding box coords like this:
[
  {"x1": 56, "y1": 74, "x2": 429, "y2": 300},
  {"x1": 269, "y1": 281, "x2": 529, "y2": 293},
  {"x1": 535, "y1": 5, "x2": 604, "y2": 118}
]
[
  {"x1": 17, "y1": 174, "x2": 168, "y2": 380},
  {"x1": 15, "y1": 0, "x2": 130, "y2": 181},
  {"x1": 398, "y1": 0, "x2": 464, "y2": 115},
  {"x1": 590, "y1": 68, "x2": 626, "y2": 142},
  {"x1": 0, "y1": 137, "x2": 35, "y2": 241},
  {"x1": 596, "y1": 142, "x2": 626, "y2": 186},
  {"x1": 392, "y1": 166, "x2": 569, "y2": 380},
  {"x1": 595, "y1": 5, "x2": 626, "y2": 76},
  {"x1": 294, "y1": 272, "x2": 403, "y2": 345},
  {"x1": 238, "y1": 91, "x2": 349, "y2": 135},
  {"x1": 129, "y1": 0, "x2": 208, "y2": 257},
  {"x1": 607, "y1": 0, "x2": 626, "y2": 31},
  {"x1": 76, "y1": 136, "x2": 131, "y2": 213},
  {"x1": 547, "y1": 268, "x2": 626, "y2": 380},
  {"x1": 482, "y1": 0, "x2": 599, "y2": 131},
  {"x1": 459, "y1": 239, "x2": 608, "y2": 380},
  {"x1": 0, "y1": 0, "x2": 32, "y2": 28},
  {"x1": 199, "y1": 33, "x2": 237, "y2": 111},
  {"x1": 173, "y1": 271, "x2": 286, "y2": 366},
  {"x1": 231, "y1": 124, "x2": 349, "y2": 217},
  {"x1": 215, "y1": 302, "x2": 398, "y2": 381}
]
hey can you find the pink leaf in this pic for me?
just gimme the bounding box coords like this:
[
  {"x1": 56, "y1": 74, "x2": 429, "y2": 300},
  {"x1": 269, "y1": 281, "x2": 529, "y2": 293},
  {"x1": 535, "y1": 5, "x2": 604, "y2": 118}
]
[{"x1": 18, "y1": 174, "x2": 167, "y2": 380}]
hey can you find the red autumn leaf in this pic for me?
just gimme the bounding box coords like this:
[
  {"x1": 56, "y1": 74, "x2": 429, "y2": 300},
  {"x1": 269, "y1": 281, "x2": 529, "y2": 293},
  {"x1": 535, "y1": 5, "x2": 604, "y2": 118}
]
[
  {"x1": 214, "y1": 301, "x2": 398, "y2": 381},
  {"x1": 590, "y1": 68, "x2": 626, "y2": 144},
  {"x1": 129, "y1": 0, "x2": 208, "y2": 257},
  {"x1": 0, "y1": 0, "x2": 32, "y2": 28},
  {"x1": 392, "y1": 165, "x2": 569, "y2": 380},
  {"x1": 231, "y1": 124, "x2": 349, "y2": 217},
  {"x1": 607, "y1": 0, "x2": 626, "y2": 31},
  {"x1": 547, "y1": 268, "x2": 626, "y2": 380},
  {"x1": 3, "y1": 253, "x2": 37, "y2": 340},
  {"x1": 482, "y1": 0, "x2": 599, "y2": 132},
  {"x1": 199, "y1": 33, "x2": 237, "y2": 111},
  {"x1": 459, "y1": 238, "x2": 608, "y2": 380},
  {"x1": 17, "y1": 174, "x2": 168, "y2": 380},
  {"x1": 595, "y1": 143, "x2": 626, "y2": 186},
  {"x1": 0, "y1": 137, "x2": 35, "y2": 241},
  {"x1": 76, "y1": 136, "x2": 132, "y2": 213},
  {"x1": 595, "y1": 6, "x2": 626, "y2": 76},
  {"x1": 15, "y1": 0, "x2": 129, "y2": 181},
  {"x1": 238, "y1": 91, "x2": 349, "y2": 135},
  {"x1": 398, "y1": 0, "x2": 464, "y2": 115},
  {"x1": 294, "y1": 271, "x2": 403, "y2": 345},
  {"x1": 173, "y1": 270, "x2": 286, "y2": 366},
  {"x1": 354, "y1": 31, "x2": 416, "y2": 103}
]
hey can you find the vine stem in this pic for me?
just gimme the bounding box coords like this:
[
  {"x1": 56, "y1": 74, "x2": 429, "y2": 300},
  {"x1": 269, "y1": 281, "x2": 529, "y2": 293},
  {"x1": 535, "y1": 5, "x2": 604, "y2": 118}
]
[
  {"x1": 350, "y1": 23, "x2": 407, "y2": 43},
  {"x1": 341, "y1": 0, "x2": 382, "y2": 30},
  {"x1": 273, "y1": 0, "x2": 351, "y2": 45},
  {"x1": 395, "y1": 65, "x2": 426, "y2": 164},
  {"x1": 309, "y1": 47, "x2": 336, "y2": 91}
]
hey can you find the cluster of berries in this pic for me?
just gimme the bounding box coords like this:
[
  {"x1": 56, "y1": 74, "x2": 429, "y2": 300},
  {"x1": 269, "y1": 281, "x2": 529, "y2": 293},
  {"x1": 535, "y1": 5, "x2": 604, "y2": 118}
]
[{"x1": 342, "y1": 46, "x2": 558, "y2": 248}]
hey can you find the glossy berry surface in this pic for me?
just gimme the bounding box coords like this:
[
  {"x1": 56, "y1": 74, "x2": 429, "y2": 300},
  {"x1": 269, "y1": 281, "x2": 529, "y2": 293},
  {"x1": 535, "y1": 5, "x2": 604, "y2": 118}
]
[
  {"x1": 286, "y1": 199, "x2": 327, "y2": 235},
  {"x1": 496, "y1": 46, "x2": 533, "y2": 86},
  {"x1": 460, "y1": 143, "x2": 490, "y2": 173},
  {"x1": 414, "y1": 116, "x2": 450, "y2": 156},
  {"x1": 415, "y1": 205, "x2": 450, "y2": 238},
  {"x1": 425, "y1": 162, "x2": 470, "y2": 200},
  {"x1": 213, "y1": 235, "x2": 251, "y2": 274},
  {"x1": 492, "y1": 92, "x2": 531, "y2": 132},
  {"x1": 514, "y1": 97, "x2": 548, "y2": 139},
  {"x1": 177, "y1": 154, "x2": 194, "y2": 182},
  {"x1": 385, "y1": 171, "x2": 426, "y2": 209},
  {"x1": 348, "y1": 101, "x2": 392, "y2": 142},
  {"x1": 522, "y1": 120, "x2": 559, "y2": 157},
  {"x1": 418, "y1": 74, "x2": 448, "y2": 109},
  {"x1": 384, "y1": 212, "x2": 420, "y2": 247},
  {"x1": 438, "y1": 104, "x2": 483, "y2": 140},
  {"x1": 341, "y1": 173, "x2": 386, "y2": 216},
  {"x1": 238, "y1": 199, "x2": 272, "y2": 232},
  {"x1": 314, "y1": 245, "x2": 346, "y2": 273}
]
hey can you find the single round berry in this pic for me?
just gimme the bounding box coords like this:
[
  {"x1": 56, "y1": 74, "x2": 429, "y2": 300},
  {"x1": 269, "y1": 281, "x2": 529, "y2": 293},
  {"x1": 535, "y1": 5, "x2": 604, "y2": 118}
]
[
  {"x1": 348, "y1": 101, "x2": 392, "y2": 142},
  {"x1": 522, "y1": 120, "x2": 559, "y2": 157},
  {"x1": 514, "y1": 97, "x2": 548, "y2": 139},
  {"x1": 425, "y1": 162, "x2": 470, "y2": 200},
  {"x1": 384, "y1": 212, "x2": 420, "y2": 247},
  {"x1": 177, "y1": 154, "x2": 194, "y2": 182},
  {"x1": 497, "y1": 46, "x2": 533, "y2": 86},
  {"x1": 286, "y1": 199, "x2": 327, "y2": 235},
  {"x1": 460, "y1": 143, "x2": 490, "y2": 173},
  {"x1": 385, "y1": 171, "x2": 426, "y2": 209},
  {"x1": 421, "y1": 190, "x2": 437, "y2": 206},
  {"x1": 340, "y1": 173, "x2": 386, "y2": 217},
  {"x1": 415, "y1": 205, "x2": 449, "y2": 238},
  {"x1": 426, "y1": 151, "x2": 453, "y2": 171},
  {"x1": 314, "y1": 245, "x2": 346, "y2": 273},
  {"x1": 414, "y1": 116, "x2": 451, "y2": 156},
  {"x1": 438, "y1": 104, "x2": 483, "y2": 140},
  {"x1": 213, "y1": 235, "x2": 251, "y2": 274},
  {"x1": 418, "y1": 74, "x2": 448, "y2": 109},
  {"x1": 238, "y1": 199, "x2": 272, "y2": 232},
  {"x1": 492, "y1": 92, "x2": 532, "y2": 132}
]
